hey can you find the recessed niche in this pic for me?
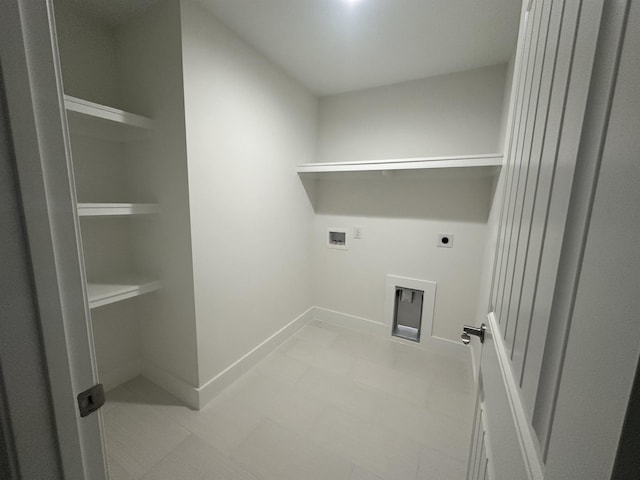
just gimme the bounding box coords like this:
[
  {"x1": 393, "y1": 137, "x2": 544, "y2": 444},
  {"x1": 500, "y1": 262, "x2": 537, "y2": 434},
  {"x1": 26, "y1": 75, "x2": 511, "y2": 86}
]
[
  {"x1": 385, "y1": 275, "x2": 436, "y2": 344},
  {"x1": 328, "y1": 228, "x2": 348, "y2": 250},
  {"x1": 392, "y1": 287, "x2": 424, "y2": 342}
]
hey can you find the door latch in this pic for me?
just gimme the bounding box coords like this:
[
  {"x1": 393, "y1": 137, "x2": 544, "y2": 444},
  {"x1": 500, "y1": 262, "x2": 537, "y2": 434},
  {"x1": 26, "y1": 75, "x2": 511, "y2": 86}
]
[
  {"x1": 77, "y1": 383, "x2": 105, "y2": 418},
  {"x1": 461, "y1": 324, "x2": 486, "y2": 345}
]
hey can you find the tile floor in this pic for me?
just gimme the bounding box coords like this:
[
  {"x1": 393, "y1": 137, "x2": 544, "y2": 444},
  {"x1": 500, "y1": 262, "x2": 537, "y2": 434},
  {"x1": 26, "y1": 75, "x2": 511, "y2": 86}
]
[{"x1": 103, "y1": 320, "x2": 475, "y2": 480}]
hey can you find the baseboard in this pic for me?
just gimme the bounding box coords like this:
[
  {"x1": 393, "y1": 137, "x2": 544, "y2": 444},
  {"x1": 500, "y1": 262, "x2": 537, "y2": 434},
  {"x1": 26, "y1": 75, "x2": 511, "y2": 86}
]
[
  {"x1": 313, "y1": 306, "x2": 468, "y2": 359},
  {"x1": 312, "y1": 307, "x2": 389, "y2": 336},
  {"x1": 141, "y1": 360, "x2": 199, "y2": 409},
  {"x1": 428, "y1": 333, "x2": 472, "y2": 360},
  {"x1": 100, "y1": 359, "x2": 141, "y2": 392},
  {"x1": 140, "y1": 305, "x2": 470, "y2": 410},
  {"x1": 196, "y1": 306, "x2": 315, "y2": 409}
]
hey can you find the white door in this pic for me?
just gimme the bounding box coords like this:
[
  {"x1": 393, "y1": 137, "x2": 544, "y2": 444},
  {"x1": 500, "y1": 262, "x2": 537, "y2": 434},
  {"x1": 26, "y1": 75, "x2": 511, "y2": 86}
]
[
  {"x1": 0, "y1": 1, "x2": 108, "y2": 478},
  {"x1": 466, "y1": 0, "x2": 635, "y2": 479}
]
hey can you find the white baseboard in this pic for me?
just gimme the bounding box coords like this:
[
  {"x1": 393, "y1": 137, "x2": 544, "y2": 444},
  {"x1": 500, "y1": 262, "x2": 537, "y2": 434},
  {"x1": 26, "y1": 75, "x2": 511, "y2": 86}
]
[
  {"x1": 141, "y1": 360, "x2": 200, "y2": 409},
  {"x1": 100, "y1": 359, "x2": 141, "y2": 392},
  {"x1": 196, "y1": 307, "x2": 315, "y2": 409},
  {"x1": 313, "y1": 307, "x2": 389, "y2": 336},
  {"x1": 428, "y1": 333, "x2": 472, "y2": 360},
  {"x1": 139, "y1": 305, "x2": 470, "y2": 410},
  {"x1": 313, "y1": 306, "x2": 468, "y2": 359}
]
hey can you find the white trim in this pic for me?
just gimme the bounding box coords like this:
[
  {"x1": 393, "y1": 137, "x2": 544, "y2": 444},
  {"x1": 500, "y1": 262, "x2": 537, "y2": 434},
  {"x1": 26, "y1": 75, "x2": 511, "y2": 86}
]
[
  {"x1": 88, "y1": 279, "x2": 161, "y2": 309},
  {"x1": 101, "y1": 359, "x2": 141, "y2": 392},
  {"x1": 77, "y1": 203, "x2": 160, "y2": 216},
  {"x1": 487, "y1": 312, "x2": 544, "y2": 480},
  {"x1": 140, "y1": 360, "x2": 200, "y2": 410},
  {"x1": 195, "y1": 307, "x2": 315, "y2": 409},
  {"x1": 297, "y1": 153, "x2": 503, "y2": 174},
  {"x1": 143, "y1": 305, "x2": 469, "y2": 410},
  {"x1": 312, "y1": 307, "x2": 389, "y2": 336},
  {"x1": 64, "y1": 95, "x2": 153, "y2": 130},
  {"x1": 312, "y1": 306, "x2": 468, "y2": 359},
  {"x1": 0, "y1": 1, "x2": 108, "y2": 477}
]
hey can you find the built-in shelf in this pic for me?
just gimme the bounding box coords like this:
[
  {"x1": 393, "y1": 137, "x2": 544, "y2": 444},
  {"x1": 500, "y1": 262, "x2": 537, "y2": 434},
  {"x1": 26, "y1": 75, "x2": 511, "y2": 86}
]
[
  {"x1": 77, "y1": 203, "x2": 160, "y2": 217},
  {"x1": 87, "y1": 278, "x2": 162, "y2": 309},
  {"x1": 296, "y1": 153, "x2": 503, "y2": 179},
  {"x1": 64, "y1": 95, "x2": 153, "y2": 142}
]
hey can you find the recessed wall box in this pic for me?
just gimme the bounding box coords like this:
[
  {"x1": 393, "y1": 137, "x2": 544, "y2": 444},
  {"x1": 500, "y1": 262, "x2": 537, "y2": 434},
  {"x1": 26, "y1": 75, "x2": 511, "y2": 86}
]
[
  {"x1": 328, "y1": 228, "x2": 348, "y2": 250},
  {"x1": 385, "y1": 275, "x2": 436, "y2": 343},
  {"x1": 392, "y1": 287, "x2": 424, "y2": 342}
]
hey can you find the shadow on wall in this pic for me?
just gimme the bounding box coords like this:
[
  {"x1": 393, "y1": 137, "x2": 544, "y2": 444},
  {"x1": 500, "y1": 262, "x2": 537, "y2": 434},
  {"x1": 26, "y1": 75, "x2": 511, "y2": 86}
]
[{"x1": 305, "y1": 173, "x2": 494, "y2": 223}]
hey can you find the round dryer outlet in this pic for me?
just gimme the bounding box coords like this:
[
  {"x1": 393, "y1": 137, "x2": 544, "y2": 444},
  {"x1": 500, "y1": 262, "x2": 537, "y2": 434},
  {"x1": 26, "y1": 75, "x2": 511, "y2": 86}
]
[{"x1": 437, "y1": 234, "x2": 454, "y2": 248}]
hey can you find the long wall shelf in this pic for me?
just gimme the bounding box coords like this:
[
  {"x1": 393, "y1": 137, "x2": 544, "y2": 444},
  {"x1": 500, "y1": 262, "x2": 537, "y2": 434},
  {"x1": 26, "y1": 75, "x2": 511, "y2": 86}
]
[
  {"x1": 77, "y1": 203, "x2": 160, "y2": 217},
  {"x1": 65, "y1": 95, "x2": 153, "y2": 141},
  {"x1": 296, "y1": 153, "x2": 503, "y2": 179},
  {"x1": 87, "y1": 279, "x2": 162, "y2": 309}
]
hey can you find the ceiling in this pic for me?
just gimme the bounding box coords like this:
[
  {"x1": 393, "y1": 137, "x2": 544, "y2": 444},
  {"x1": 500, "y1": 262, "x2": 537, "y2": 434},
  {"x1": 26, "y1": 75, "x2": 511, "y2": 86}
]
[
  {"x1": 67, "y1": 0, "x2": 521, "y2": 96},
  {"x1": 198, "y1": 0, "x2": 521, "y2": 95}
]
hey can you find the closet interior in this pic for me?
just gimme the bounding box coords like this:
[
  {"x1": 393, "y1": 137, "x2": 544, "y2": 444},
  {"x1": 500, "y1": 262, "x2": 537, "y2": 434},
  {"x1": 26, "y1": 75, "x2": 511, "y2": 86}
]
[{"x1": 55, "y1": 0, "x2": 197, "y2": 394}]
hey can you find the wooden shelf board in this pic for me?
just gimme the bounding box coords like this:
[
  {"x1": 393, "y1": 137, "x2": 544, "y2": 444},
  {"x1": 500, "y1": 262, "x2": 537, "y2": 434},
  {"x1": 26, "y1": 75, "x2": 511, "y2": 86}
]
[
  {"x1": 87, "y1": 279, "x2": 162, "y2": 309},
  {"x1": 77, "y1": 203, "x2": 159, "y2": 217},
  {"x1": 64, "y1": 95, "x2": 153, "y2": 141},
  {"x1": 296, "y1": 153, "x2": 503, "y2": 178}
]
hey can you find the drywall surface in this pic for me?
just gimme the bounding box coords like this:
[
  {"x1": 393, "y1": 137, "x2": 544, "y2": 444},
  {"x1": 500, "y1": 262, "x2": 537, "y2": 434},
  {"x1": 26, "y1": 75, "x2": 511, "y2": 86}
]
[
  {"x1": 180, "y1": 0, "x2": 317, "y2": 385},
  {"x1": 53, "y1": 0, "x2": 121, "y2": 107},
  {"x1": 317, "y1": 64, "x2": 507, "y2": 163},
  {"x1": 116, "y1": 0, "x2": 199, "y2": 386},
  {"x1": 312, "y1": 65, "x2": 506, "y2": 343},
  {"x1": 313, "y1": 175, "x2": 492, "y2": 342}
]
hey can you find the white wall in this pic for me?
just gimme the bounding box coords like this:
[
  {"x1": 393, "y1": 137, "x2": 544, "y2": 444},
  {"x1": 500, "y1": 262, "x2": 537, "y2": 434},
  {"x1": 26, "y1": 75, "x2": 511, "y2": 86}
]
[
  {"x1": 117, "y1": 0, "x2": 199, "y2": 387},
  {"x1": 54, "y1": 0, "x2": 120, "y2": 107},
  {"x1": 180, "y1": 0, "x2": 317, "y2": 385},
  {"x1": 317, "y1": 64, "x2": 507, "y2": 163},
  {"x1": 312, "y1": 66, "x2": 506, "y2": 343},
  {"x1": 313, "y1": 174, "x2": 492, "y2": 342}
]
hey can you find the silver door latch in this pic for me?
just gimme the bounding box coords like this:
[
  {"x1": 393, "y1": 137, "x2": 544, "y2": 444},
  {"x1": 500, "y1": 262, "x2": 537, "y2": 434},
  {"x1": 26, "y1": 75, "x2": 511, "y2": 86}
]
[{"x1": 461, "y1": 324, "x2": 486, "y2": 345}]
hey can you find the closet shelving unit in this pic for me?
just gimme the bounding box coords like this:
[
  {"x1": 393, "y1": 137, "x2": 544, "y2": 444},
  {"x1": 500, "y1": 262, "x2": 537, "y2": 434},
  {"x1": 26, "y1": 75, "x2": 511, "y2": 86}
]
[
  {"x1": 65, "y1": 95, "x2": 162, "y2": 310},
  {"x1": 296, "y1": 153, "x2": 503, "y2": 178},
  {"x1": 65, "y1": 95, "x2": 153, "y2": 141},
  {"x1": 77, "y1": 203, "x2": 160, "y2": 217},
  {"x1": 87, "y1": 279, "x2": 163, "y2": 309}
]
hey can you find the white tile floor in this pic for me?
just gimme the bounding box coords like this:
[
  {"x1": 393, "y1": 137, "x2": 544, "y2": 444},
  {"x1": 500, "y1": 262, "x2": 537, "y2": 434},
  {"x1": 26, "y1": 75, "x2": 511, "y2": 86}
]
[{"x1": 103, "y1": 320, "x2": 475, "y2": 480}]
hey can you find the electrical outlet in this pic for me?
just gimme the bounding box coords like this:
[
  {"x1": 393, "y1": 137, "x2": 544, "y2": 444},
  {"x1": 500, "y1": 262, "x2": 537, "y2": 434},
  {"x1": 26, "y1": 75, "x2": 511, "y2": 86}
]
[
  {"x1": 353, "y1": 226, "x2": 363, "y2": 239},
  {"x1": 438, "y1": 234, "x2": 454, "y2": 248}
]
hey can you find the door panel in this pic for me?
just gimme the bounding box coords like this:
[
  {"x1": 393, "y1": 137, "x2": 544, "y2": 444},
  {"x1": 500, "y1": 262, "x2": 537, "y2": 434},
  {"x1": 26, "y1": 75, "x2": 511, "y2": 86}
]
[
  {"x1": 468, "y1": 0, "x2": 609, "y2": 478},
  {"x1": 0, "y1": 1, "x2": 108, "y2": 478},
  {"x1": 511, "y1": 0, "x2": 567, "y2": 403},
  {"x1": 470, "y1": 318, "x2": 536, "y2": 480}
]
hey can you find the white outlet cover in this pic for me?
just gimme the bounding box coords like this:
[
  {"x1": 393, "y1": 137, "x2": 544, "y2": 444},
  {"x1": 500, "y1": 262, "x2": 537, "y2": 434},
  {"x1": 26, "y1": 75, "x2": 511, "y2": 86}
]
[
  {"x1": 438, "y1": 234, "x2": 454, "y2": 248},
  {"x1": 353, "y1": 226, "x2": 362, "y2": 239}
]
